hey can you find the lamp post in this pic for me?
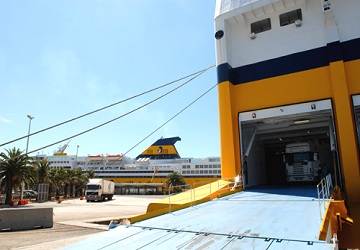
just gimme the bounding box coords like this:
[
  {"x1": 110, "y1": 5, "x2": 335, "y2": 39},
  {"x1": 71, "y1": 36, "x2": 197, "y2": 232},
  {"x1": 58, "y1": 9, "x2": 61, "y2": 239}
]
[
  {"x1": 75, "y1": 145, "x2": 79, "y2": 168},
  {"x1": 25, "y1": 114, "x2": 34, "y2": 154},
  {"x1": 21, "y1": 114, "x2": 34, "y2": 200}
]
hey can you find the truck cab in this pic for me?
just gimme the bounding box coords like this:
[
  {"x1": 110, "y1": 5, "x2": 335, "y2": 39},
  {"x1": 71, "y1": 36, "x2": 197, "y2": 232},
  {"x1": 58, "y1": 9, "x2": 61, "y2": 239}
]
[{"x1": 284, "y1": 142, "x2": 320, "y2": 182}]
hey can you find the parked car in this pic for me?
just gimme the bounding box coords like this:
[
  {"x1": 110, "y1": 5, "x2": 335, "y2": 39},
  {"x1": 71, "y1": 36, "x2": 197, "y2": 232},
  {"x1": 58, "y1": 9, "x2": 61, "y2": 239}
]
[
  {"x1": 23, "y1": 190, "x2": 38, "y2": 199},
  {"x1": 0, "y1": 194, "x2": 5, "y2": 205}
]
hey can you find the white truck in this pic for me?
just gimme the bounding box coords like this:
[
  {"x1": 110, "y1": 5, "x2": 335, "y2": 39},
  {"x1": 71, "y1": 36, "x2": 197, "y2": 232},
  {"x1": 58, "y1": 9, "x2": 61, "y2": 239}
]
[
  {"x1": 285, "y1": 142, "x2": 320, "y2": 182},
  {"x1": 85, "y1": 179, "x2": 115, "y2": 202}
]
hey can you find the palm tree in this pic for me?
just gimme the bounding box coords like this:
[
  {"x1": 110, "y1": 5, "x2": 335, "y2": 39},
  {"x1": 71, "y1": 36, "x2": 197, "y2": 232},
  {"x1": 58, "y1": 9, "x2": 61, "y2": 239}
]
[
  {"x1": 47, "y1": 168, "x2": 90, "y2": 198},
  {"x1": 70, "y1": 168, "x2": 89, "y2": 197},
  {"x1": 48, "y1": 168, "x2": 58, "y2": 197},
  {"x1": 86, "y1": 169, "x2": 95, "y2": 179},
  {"x1": 48, "y1": 168, "x2": 66, "y2": 196},
  {"x1": 36, "y1": 159, "x2": 50, "y2": 183},
  {"x1": 24, "y1": 161, "x2": 37, "y2": 191},
  {"x1": 57, "y1": 168, "x2": 68, "y2": 196},
  {"x1": 0, "y1": 148, "x2": 32, "y2": 205},
  {"x1": 166, "y1": 172, "x2": 186, "y2": 193}
]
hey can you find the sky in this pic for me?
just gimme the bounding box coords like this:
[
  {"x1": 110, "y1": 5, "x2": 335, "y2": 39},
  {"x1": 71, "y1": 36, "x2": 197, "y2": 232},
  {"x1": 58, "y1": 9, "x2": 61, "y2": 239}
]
[{"x1": 0, "y1": 1, "x2": 220, "y2": 158}]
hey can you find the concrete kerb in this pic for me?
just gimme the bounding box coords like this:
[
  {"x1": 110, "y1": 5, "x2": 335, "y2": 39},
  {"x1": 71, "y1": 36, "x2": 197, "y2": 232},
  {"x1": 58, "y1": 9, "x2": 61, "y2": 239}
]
[{"x1": 0, "y1": 207, "x2": 53, "y2": 231}]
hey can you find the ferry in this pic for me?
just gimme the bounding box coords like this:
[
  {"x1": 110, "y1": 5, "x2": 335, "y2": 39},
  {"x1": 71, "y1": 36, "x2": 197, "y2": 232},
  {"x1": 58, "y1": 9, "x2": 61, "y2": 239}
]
[
  {"x1": 64, "y1": 0, "x2": 360, "y2": 248},
  {"x1": 36, "y1": 137, "x2": 221, "y2": 187}
]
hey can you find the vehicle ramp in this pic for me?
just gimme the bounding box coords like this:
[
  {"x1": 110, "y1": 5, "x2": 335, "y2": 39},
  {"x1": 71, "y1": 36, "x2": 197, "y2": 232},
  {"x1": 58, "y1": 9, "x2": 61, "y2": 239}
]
[{"x1": 66, "y1": 186, "x2": 335, "y2": 249}]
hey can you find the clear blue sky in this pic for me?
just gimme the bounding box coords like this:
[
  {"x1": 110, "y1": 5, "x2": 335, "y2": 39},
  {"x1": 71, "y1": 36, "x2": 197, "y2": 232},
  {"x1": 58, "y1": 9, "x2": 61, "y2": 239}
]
[{"x1": 0, "y1": 1, "x2": 219, "y2": 158}]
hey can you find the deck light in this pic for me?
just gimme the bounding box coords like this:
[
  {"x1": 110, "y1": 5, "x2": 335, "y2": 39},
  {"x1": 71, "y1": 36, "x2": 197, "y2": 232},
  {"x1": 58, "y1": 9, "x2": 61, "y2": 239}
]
[{"x1": 215, "y1": 30, "x2": 224, "y2": 40}]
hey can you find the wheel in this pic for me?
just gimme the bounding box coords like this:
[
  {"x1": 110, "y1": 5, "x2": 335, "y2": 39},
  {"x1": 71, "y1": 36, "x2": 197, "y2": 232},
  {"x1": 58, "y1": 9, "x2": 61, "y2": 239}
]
[
  {"x1": 108, "y1": 195, "x2": 113, "y2": 200},
  {"x1": 86, "y1": 200, "x2": 90, "y2": 202}
]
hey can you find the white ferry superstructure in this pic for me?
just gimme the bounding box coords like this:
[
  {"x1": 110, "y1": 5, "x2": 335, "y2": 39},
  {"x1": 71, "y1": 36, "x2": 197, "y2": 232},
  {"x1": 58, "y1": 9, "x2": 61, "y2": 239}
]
[{"x1": 35, "y1": 137, "x2": 221, "y2": 186}]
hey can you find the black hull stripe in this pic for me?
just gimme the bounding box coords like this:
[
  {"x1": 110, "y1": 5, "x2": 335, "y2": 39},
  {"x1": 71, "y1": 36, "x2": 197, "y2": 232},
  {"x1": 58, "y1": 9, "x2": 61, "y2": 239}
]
[
  {"x1": 94, "y1": 170, "x2": 173, "y2": 174},
  {"x1": 136, "y1": 154, "x2": 180, "y2": 160},
  {"x1": 97, "y1": 175, "x2": 221, "y2": 179},
  {"x1": 217, "y1": 38, "x2": 360, "y2": 85}
]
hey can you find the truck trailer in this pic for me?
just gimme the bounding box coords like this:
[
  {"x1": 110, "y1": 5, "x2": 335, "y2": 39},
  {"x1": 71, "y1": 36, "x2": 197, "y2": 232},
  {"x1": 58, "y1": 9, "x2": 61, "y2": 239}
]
[{"x1": 85, "y1": 179, "x2": 115, "y2": 202}]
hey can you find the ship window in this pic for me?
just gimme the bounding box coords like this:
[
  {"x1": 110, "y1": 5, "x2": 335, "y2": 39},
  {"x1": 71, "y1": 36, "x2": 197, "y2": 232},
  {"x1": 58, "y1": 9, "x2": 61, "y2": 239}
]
[
  {"x1": 251, "y1": 18, "x2": 271, "y2": 34},
  {"x1": 280, "y1": 9, "x2": 302, "y2": 26}
]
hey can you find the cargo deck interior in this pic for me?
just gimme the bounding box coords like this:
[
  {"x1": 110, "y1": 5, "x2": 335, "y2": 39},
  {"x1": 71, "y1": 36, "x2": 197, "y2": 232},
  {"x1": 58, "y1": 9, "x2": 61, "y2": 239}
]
[{"x1": 239, "y1": 103, "x2": 342, "y2": 193}]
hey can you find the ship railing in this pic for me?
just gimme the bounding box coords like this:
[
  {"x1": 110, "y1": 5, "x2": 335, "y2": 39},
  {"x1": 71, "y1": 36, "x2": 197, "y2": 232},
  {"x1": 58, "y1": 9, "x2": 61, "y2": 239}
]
[
  {"x1": 316, "y1": 174, "x2": 333, "y2": 221},
  {"x1": 167, "y1": 184, "x2": 192, "y2": 213},
  {"x1": 167, "y1": 180, "x2": 237, "y2": 213}
]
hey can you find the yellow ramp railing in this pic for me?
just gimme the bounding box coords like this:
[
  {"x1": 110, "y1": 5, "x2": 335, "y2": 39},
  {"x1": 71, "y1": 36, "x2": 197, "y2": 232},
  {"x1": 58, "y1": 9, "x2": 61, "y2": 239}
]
[{"x1": 129, "y1": 179, "x2": 239, "y2": 223}]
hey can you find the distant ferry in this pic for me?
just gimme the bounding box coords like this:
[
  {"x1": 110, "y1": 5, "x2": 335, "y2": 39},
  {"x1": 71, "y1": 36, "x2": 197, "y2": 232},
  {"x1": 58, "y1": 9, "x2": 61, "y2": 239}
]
[{"x1": 35, "y1": 137, "x2": 221, "y2": 187}]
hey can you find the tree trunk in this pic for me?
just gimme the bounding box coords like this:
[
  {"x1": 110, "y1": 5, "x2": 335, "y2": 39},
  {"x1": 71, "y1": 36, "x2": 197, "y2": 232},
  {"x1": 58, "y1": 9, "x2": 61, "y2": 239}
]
[
  {"x1": 48, "y1": 184, "x2": 52, "y2": 200},
  {"x1": 5, "y1": 178, "x2": 13, "y2": 205},
  {"x1": 20, "y1": 181, "x2": 24, "y2": 200},
  {"x1": 72, "y1": 185, "x2": 75, "y2": 197}
]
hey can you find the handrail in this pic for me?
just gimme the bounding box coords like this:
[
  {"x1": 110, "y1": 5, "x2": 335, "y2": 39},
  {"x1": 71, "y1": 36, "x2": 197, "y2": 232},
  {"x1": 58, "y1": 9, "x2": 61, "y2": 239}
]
[
  {"x1": 316, "y1": 174, "x2": 333, "y2": 220},
  {"x1": 167, "y1": 180, "x2": 237, "y2": 213},
  {"x1": 168, "y1": 183, "x2": 192, "y2": 213}
]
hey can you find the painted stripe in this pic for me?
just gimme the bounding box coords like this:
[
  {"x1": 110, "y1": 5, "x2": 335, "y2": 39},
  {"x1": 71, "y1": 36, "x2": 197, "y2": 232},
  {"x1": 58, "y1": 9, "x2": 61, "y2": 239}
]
[
  {"x1": 217, "y1": 38, "x2": 360, "y2": 85},
  {"x1": 136, "y1": 154, "x2": 180, "y2": 159},
  {"x1": 96, "y1": 175, "x2": 221, "y2": 178},
  {"x1": 343, "y1": 38, "x2": 360, "y2": 62},
  {"x1": 94, "y1": 170, "x2": 174, "y2": 174},
  {"x1": 152, "y1": 137, "x2": 181, "y2": 146},
  {"x1": 217, "y1": 63, "x2": 232, "y2": 84}
]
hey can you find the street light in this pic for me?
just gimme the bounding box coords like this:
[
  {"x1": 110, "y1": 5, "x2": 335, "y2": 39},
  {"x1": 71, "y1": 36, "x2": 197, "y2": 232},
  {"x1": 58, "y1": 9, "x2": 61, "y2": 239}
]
[
  {"x1": 22, "y1": 114, "x2": 34, "y2": 200},
  {"x1": 25, "y1": 114, "x2": 34, "y2": 154},
  {"x1": 75, "y1": 145, "x2": 79, "y2": 168}
]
